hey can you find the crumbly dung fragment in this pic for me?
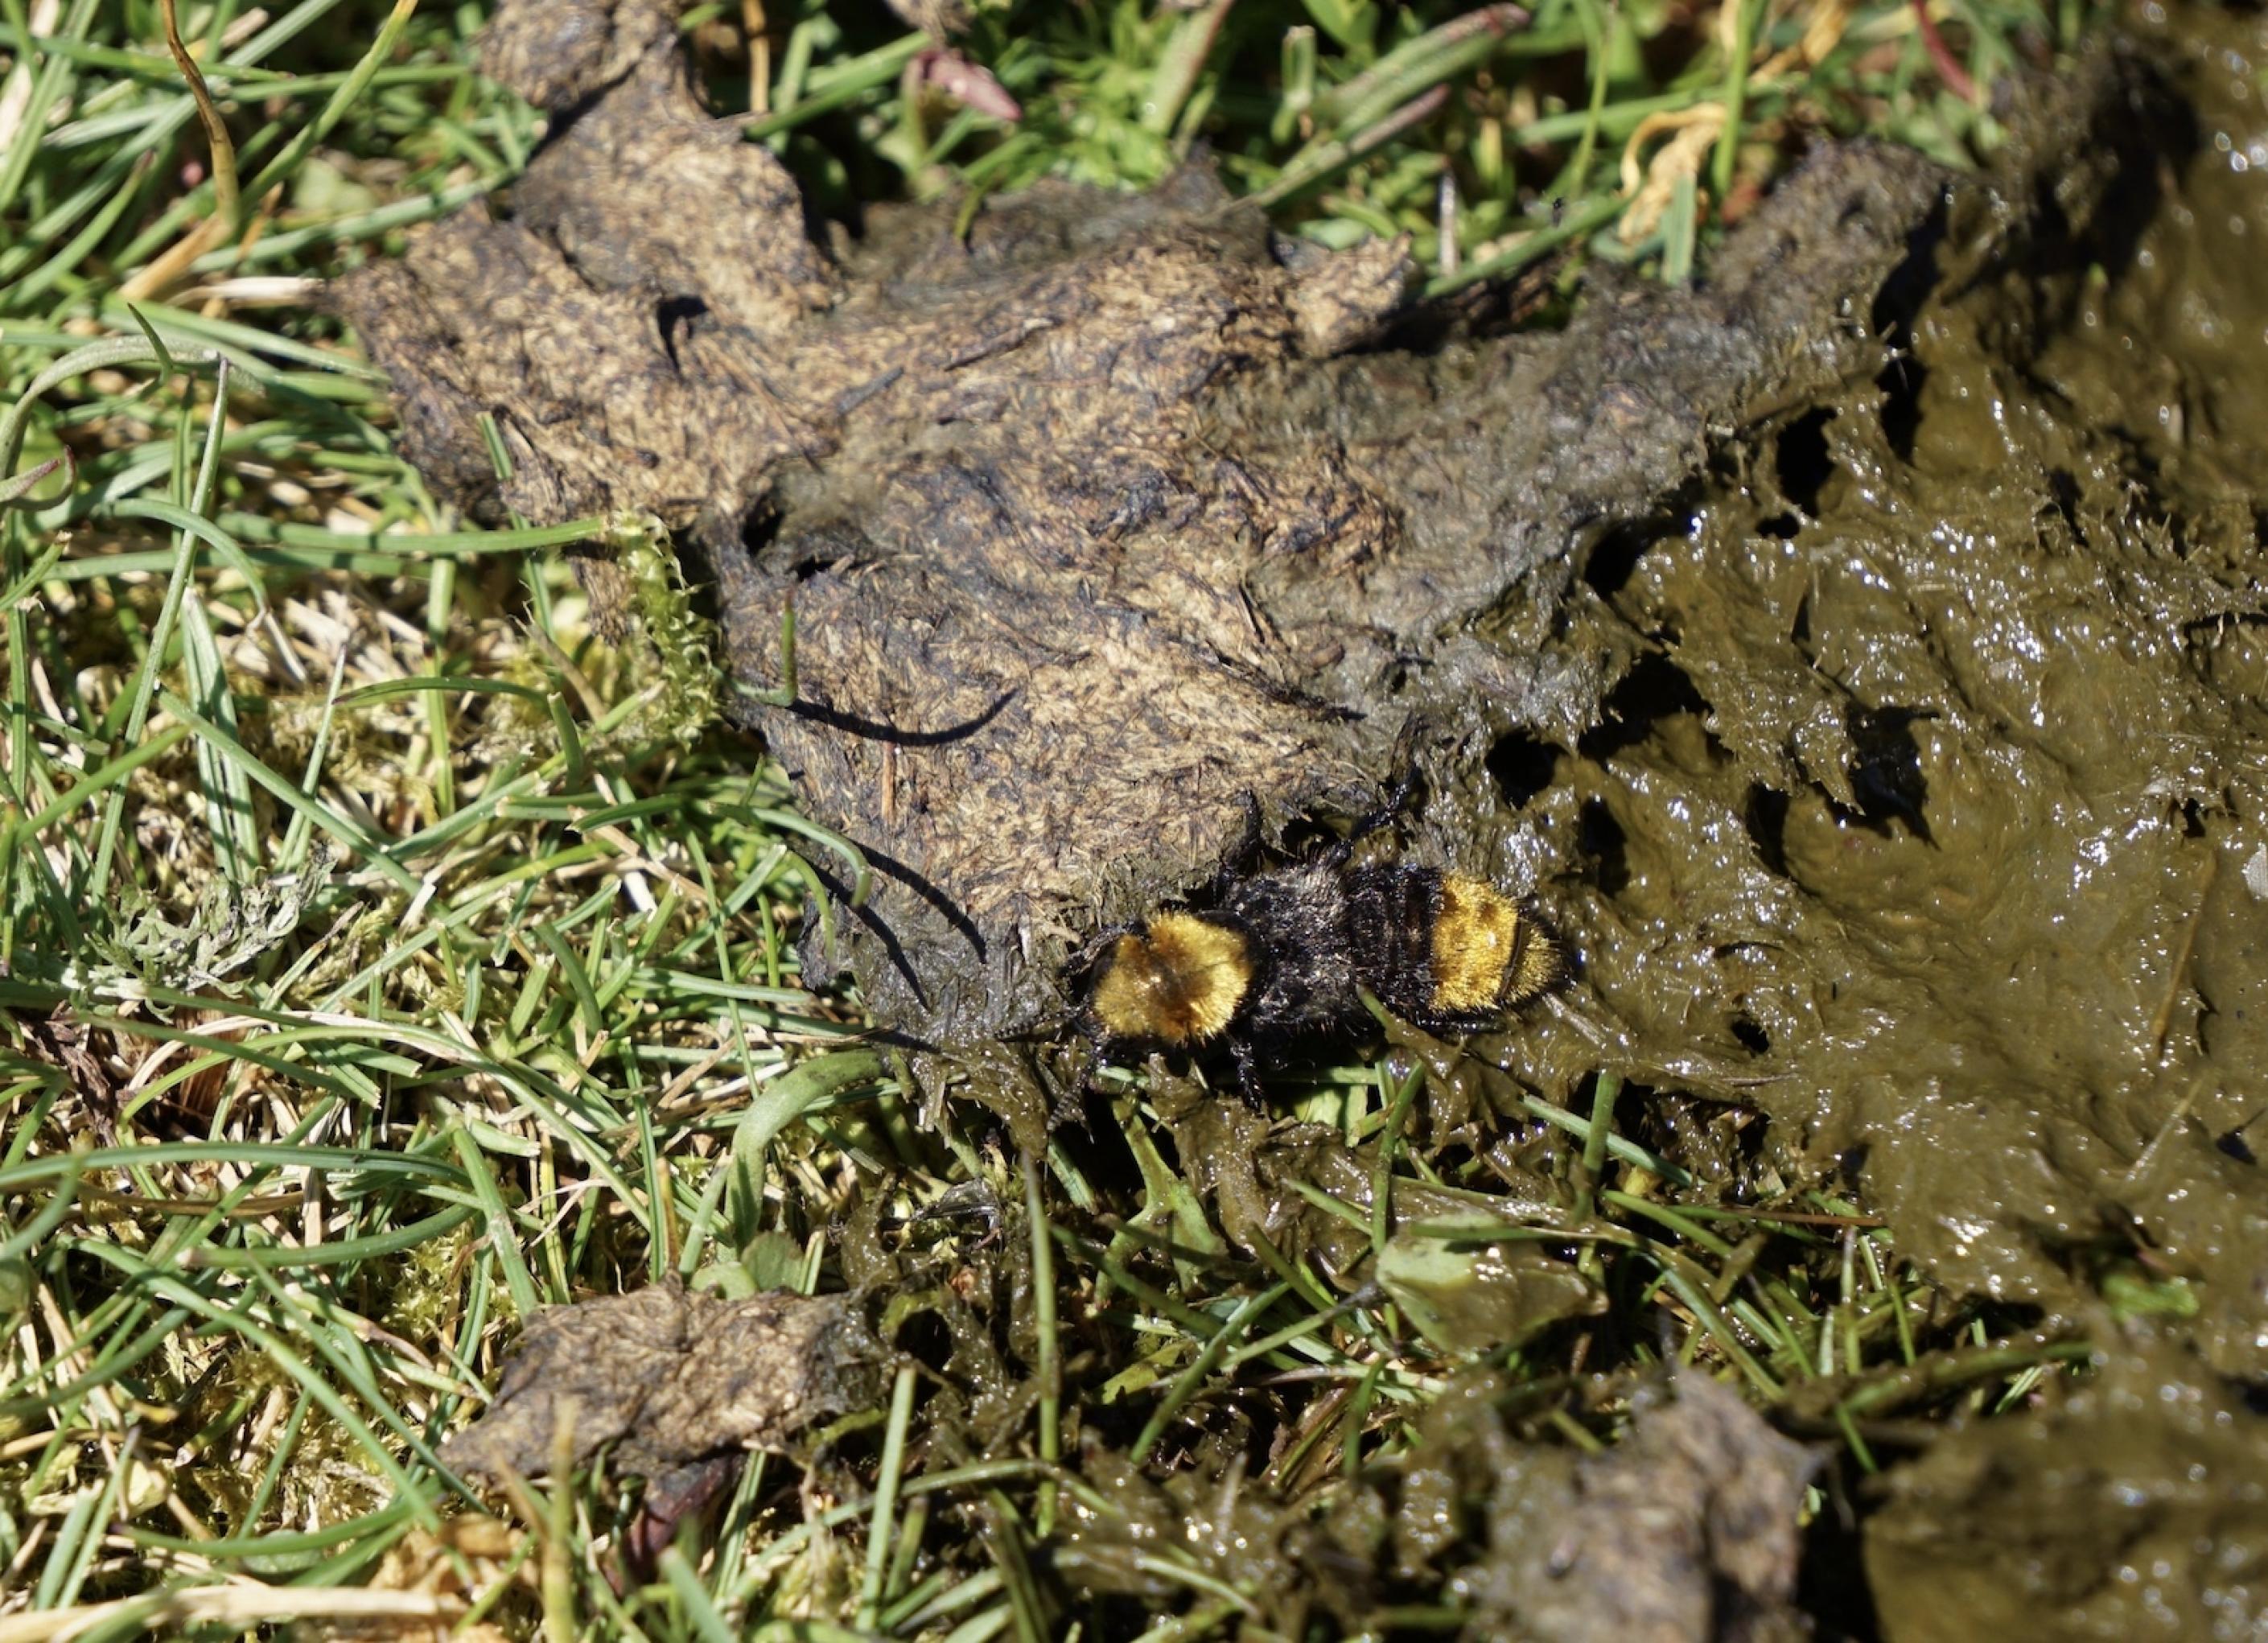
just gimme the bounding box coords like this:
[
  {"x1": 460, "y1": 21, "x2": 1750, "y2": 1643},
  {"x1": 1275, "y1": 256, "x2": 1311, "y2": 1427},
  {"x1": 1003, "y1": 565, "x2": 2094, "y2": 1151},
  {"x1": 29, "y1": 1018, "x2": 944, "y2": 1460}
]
[
  {"x1": 1467, "y1": 1371, "x2": 1820, "y2": 1641},
  {"x1": 441, "y1": 1284, "x2": 885, "y2": 1484}
]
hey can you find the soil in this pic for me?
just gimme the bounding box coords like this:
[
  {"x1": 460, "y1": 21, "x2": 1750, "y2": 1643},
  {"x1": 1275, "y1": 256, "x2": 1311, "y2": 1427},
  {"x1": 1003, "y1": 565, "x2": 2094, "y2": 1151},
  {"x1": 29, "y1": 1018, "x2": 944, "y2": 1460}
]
[{"x1": 340, "y1": 2, "x2": 2268, "y2": 1636}]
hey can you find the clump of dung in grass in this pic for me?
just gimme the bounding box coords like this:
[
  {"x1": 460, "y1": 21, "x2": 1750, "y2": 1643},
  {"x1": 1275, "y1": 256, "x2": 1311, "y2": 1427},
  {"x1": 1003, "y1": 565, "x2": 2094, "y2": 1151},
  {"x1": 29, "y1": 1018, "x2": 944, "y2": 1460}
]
[
  {"x1": 1863, "y1": 1332, "x2": 2268, "y2": 1642},
  {"x1": 441, "y1": 1283, "x2": 886, "y2": 1487},
  {"x1": 1462, "y1": 1372, "x2": 1819, "y2": 1643}
]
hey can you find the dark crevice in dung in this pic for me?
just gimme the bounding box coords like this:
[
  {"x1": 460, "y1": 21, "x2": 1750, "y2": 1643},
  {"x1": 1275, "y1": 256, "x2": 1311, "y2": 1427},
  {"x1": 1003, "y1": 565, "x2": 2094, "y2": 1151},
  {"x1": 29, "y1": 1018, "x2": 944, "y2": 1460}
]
[
  {"x1": 1578, "y1": 653, "x2": 1713, "y2": 763},
  {"x1": 1488, "y1": 731, "x2": 1561, "y2": 809},
  {"x1": 1577, "y1": 796, "x2": 1629, "y2": 896},
  {"x1": 1868, "y1": 197, "x2": 1947, "y2": 465},
  {"x1": 1745, "y1": 783, "x2": 1793, "y2": 877},
  {"x1": 1835, "y1": 705, "x2": 1934, "y2": 841},
  {"x1": 656, "y1": 294, "x2": 706, "y2": 370},
  {"x1": 1582, "y1": 510, "x2": 1689, "y2": 600},
  {"x1": 1775, "y1": 409, "x2": 1836, "y2": 517}
]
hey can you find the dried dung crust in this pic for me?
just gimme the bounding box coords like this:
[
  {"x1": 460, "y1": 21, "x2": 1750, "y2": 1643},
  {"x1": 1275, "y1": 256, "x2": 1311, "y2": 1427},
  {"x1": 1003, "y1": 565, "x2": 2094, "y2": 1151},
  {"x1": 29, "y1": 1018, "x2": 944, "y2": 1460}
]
[
  {"x1": 339, "y1": 0, "x2": 1950, "y2": 1042},
  {"x1": 1465, "y1": 1372, "x2": 1818, "y2": 1643},
  {"x1": 438, "y1": 1285, "x2": 883, "y2": 1484}
]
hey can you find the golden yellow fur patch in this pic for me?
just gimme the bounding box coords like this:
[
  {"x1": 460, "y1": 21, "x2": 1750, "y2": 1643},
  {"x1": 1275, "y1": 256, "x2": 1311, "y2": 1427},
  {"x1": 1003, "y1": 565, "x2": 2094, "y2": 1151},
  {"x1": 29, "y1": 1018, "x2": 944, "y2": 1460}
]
[
  {"x1": 1429, "y1": 876, "x2": 1558, "y2": 1014},
  {"x1": 1089, "y1": 912, "x2": 1253, "y2": 1045},
  {"x1": 1506, "y1": 915, "x2": 1562, "y2": 1003}
]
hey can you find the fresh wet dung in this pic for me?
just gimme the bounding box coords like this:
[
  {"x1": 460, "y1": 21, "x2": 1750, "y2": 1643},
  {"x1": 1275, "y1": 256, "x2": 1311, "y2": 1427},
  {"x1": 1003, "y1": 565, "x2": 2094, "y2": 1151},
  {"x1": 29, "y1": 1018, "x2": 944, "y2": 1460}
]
[
  {"x1": 340, "y1": 1, "x2": 2268, "y2": 1636},
  {"x1": 1492, "y1": 5, "x2": 2268, "y2": 1384},
  {"x1": 1862, "y1": 1333, "x2": 2268, "y2": 1641}
]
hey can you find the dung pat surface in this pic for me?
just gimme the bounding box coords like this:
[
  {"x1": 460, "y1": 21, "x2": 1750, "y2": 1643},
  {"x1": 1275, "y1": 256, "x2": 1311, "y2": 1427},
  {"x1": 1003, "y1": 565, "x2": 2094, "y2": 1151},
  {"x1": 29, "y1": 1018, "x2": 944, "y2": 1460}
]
[
  {"x1": 336, "y1": 0, "x2": 1970, "y2": 1044},
  {"x1": 1479, "y1": 17, "x2": 2268, "y2": 1376},
  {"x1": 333, "y1": 0, "x2": 2268, "y2": 1410},
  {"x1": 1864, "y1": 1336, "x2": 2268, "y2": 1643}
]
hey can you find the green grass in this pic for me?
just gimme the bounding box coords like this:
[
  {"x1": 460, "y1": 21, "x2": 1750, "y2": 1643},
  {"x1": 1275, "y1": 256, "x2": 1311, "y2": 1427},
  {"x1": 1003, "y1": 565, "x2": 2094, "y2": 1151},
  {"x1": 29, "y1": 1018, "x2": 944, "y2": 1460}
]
[{"x1": 0, "y1": 0, "x2": 2098, "y2": 1637}]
